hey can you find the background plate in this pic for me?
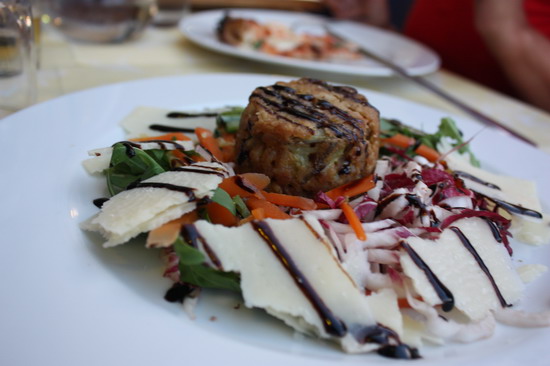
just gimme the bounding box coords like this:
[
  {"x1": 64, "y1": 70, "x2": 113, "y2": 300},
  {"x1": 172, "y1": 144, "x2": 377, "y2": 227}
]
[
  {"x1": 180, "y1": 9, "x2": 440, "y2": 77},
  {"x1": 0, "y1": 73, "x2": 548, "y2": 366}
]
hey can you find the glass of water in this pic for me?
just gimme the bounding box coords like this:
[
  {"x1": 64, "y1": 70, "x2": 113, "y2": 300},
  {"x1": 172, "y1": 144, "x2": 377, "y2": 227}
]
[
  {"x1": 0, "y1": 0, "x2": 37, "y2": 113},
  {"x1": 44, "y1": 0, "x2": 158, "y2": 43}
]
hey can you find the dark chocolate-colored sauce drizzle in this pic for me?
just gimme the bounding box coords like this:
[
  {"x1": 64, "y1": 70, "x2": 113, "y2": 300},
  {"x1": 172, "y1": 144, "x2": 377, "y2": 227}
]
[
  {"x1": 146, "y1": 110, "x2": 218, "y2": 133},
  {"x1": 449, "y1": 227, "x2": 511, "y2": 307},
  {"x1": 401, "y1": 242, "x2": 454, "y2": 312},
  {"x1": 93, "y1": 197, "x2": 109, "y2": 208},
  {"x1": 172, "y1": 166, "x2": 227, "y2": 178},
  {"x1": 126, "y1": 182, "x2": 196, "y2": 201},
  {"x1": 253, "y1": 84, "x2": 364, "y2": 140},
  {"x1": 251, "y1": 221, "x2": 347, "y2": 337},
  {"x1": 149, "y1": 124, "x2": 195, "y2": 133},
  {"x1": 491, "y1": 198, "x2": 543, "y2": 219},
  {"x1": 181, "y1": 224, "x2": 223, "y2": 270},
  {"x1": 164, "y1": 282, "x2": 196, "y2": 303},
  {"x1": 353, "y1": 324, "x2": 420, "y2": 360},
  {"x1": 166, "y1": 111, "x2": 218, "y2": 118},
  {"x1": 454, "y1": 170, "x2": 501, "y2": 190}
]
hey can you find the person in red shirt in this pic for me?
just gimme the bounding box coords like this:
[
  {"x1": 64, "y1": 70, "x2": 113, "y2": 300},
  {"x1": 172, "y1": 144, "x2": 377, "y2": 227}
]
[{"x1": 325, "y1": 0, "x2": 550, "y2": 113}]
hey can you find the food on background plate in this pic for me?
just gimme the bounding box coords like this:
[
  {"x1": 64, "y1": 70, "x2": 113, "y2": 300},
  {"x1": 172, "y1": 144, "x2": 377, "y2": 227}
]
[
  {"x1": 217, "y1": 14, "x2": 362, "y2": 62},
  {"x1": 81, "y1": 78, "x2": 550, "y2": 360},
  {"x1": 234, "y1": 78, "x2": 379, "y2": 197}
]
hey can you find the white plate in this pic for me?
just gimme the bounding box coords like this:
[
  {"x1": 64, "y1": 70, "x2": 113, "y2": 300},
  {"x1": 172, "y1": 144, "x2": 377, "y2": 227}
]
[
  {"x1": 179, "y1": 9, "x2": 440, "y2": 77},
  {"x1": 0, "y1": 73, "x2": 548, "y2": 366}
]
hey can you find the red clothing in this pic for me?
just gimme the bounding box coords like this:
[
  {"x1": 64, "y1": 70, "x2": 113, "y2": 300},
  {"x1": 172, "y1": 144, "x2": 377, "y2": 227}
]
[{"x1": 403, "y1": 0, "x2": 550, "y2": 97}]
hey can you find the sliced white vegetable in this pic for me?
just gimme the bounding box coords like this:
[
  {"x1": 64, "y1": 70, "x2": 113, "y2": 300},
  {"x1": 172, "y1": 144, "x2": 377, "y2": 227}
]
[
  {"x1": 400, "y1": 217, "x2": 524, "y2": 321},
  {"x1": 81, "y1": 140, "x2": 195, "y2": 175},
  {"x1": 81, "y1": 162, "x2": 229, "y2": 247},
  {"x1": 445, "y1": 154, "x2": 543, "y2": 215},
  {"x1": 119, "y1": 106, "x2": 220, "y2": 139},
  {"x1": 191, "y1": 215, "x2": 402, "y2": 353}
]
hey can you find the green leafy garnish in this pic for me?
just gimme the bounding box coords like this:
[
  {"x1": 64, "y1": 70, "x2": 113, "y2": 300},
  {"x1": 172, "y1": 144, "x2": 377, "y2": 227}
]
[
  {"x1": 104, "y1": 142, "x2": 172, "y2": 196},
  {"x1": 174, "y1": 237, "x2": 241, "y2": 292},
  {"x1": 216, "y1": 106, "x2": 244, "y2": 135},
  {"x1": 233, "y1": 195, "x2": 251, "y2": 218},
  {"x1": 380, "y1": 117, "x2": 480, "y2": 167},
  {"x1": 211, "y1": 187, "x2": 236, "y2": 215}
]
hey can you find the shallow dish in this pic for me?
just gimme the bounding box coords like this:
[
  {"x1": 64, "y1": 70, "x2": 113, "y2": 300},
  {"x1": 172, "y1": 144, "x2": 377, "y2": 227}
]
[
  {"x1": 179, "y1": 9, "x2": 441, "y2": 77},
  {"x1": 0, "y1": 73, "x2": 548, "y2": 366}
]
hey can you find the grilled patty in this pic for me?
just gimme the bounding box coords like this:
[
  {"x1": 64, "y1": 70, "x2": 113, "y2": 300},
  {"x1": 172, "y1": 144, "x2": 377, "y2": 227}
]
[{"x1": 234, "y1": 78, "x2": 380, "y2": 197}]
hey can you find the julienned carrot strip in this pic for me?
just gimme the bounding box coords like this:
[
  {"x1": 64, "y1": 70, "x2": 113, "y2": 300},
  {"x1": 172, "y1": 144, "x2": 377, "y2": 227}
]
[
  {"x1": 246, "y1": 197, "x2": 291, "y2": 220},
  {"x1": 219, "y1": 175, "x2": 265, "y2": 199},
  {"x1": 206, "y1": 202, "x2": 239, "y2": 227},
  {"x1": 195, "y1": 127, "x2": 224, "y2": 161},
  {"x1": 251, "y1": 208, "x2": 266, "y2": 220},
  {"x1": 262, "y1": 191, "x2": 316, "y2": 210},
  {"x1": 340, "y1": 201, "x2": 366, "y2": 241},
  {"x1": 130, "y1": 132, "x2": 191, "y2": 142},
  {"x1": 146, "y1": 211, "x2": 198, "y2": 248},
  {"x1": 414, "y1": 144, "x2": 440, "y2": 162},
  {"x1": 217, "y1": 134, "x2": 236, "y2": 163},
  {"x1": 381, "y1": 133, "x2": 441, "y2": 162},
  {"x1": 381, "y1": 133, "x2": 415, "y2": 149},
  {"x1": 326, "y1": 175, "x2": 375, "y2": 200}
]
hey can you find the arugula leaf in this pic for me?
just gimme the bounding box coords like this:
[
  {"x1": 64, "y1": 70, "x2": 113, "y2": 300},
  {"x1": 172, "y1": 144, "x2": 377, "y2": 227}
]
[
  {"x1": 380, "y1": 117, "x2": 480, "y2": 167},
  {"x1": 233, "y1": 195, "x2": 251, "y2": 218},
  {"x1": 173, "y1": 237, "x2": 241, "y2": 292},
  {"x1": 216, "y1": 106, "x2": 244, "y2": 135},
  {"x1": 104, "y1": 142, "x2": 171, "y2": 196},
  {"x1": 211, "y1": 187, "x2": 236, "y2": 215}
]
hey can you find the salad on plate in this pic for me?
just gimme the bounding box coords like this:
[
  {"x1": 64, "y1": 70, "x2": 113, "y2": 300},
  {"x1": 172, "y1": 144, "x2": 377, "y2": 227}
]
[{"x1": 81, "y1": 78, "x2": 550, "y2": 360}]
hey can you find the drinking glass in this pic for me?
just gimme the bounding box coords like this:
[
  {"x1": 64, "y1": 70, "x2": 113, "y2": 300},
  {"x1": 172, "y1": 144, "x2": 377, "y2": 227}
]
[
  {"x1": 0, "y1": 0, "x2": 37, "y2": 113},
  {"x1": 153, "y1": 0, "x2": 190, "y2": 27},
  {"x1": 44, "y1": 0, "x2": 158, "y2": 43}
]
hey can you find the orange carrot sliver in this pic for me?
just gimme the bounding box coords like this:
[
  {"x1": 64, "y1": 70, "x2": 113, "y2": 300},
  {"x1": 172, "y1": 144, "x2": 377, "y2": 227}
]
[
  {"x1": 381, "y1": 133, "x2": 441, "y2": 162},
  {"x1": 380, "y1": 133, "x2": 415, "y2": 149},
  {"x1": 246, "y1": 197, "x2": 291, "y2": 220},
  {"x1": 251, "y1": 208, "x2": 266, "y2": 220},
  {"x1": 219, "y1": 176, "x2": 263, "y2": 199},
  {"x1": 262, "y1": 191, "x2": 316, "y2": 210},
  {"x1": 146, "y1": 211, "x2": 198, "y2": 248},
  {"x1": 130, "y1": 132, "x2": 191, "y2": 142},
  {"x1": 206, "y1": 202, "x2": 239, "y2": 227},
  {"x1": 414, "y1": 144, "x2": 440, "y2": 162},
  {"x1": 340, "y1": 201, "x2": 366, "y2": 241},
  {"x1": 326, "y1": 175, "x2": 375, "y2": 200},
  {"x1": 195, "y1": 127, "x2": 224, "y2": 161}
]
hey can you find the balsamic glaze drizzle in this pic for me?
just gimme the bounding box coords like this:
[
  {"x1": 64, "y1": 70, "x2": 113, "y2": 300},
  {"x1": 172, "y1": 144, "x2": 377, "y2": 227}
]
[
  {"x1": 401, "y1": 242, "x2": 455, "y2": 312},
  {"x1": 149, "y1": 124, "x2": 195, "y2": 133},
  {"x1": 251, "y1": 221, "x2": 347, "y2": 337},
  {"x1": 454, "y1": 170, "x2": 501, "y2": 190},
  {"x1": 181, "y1": 224, "x2": 223, "y2": 270},
  {"x1": 126, "y1": 182, "x2": 196, "y2": 201},
  {"x1": 449, "y1": 227, "x2": 511, "y2": 308}
]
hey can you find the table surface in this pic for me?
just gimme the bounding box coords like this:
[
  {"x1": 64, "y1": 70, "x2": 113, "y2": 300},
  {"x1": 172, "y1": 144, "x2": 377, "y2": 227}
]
[{"x1": 3, "y1": 18, "x2": 550, "y2": 154}]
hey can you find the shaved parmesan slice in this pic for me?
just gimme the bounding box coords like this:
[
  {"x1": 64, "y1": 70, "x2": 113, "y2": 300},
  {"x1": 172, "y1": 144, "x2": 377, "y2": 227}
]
[
  {"x1": 82, "y1": 140, "x2": 194, "y2": 175},
  {"x1": 188, "y1": 215, "x2": 404, "y2": 354},
  {"x1": 517, "y1": 264, "x2": 548, "y2": 283},
  {"x1": 445, "y1": 154, "x2": 543, "y2": 216},
  {"x1": 400, "y1": 217, "x2": 524, "y2": 321},
  {"x1": 120, "y1": 106, "x2": 222, "y2": 139},
  {"x1": 81, "y1": 162, "x2": 229, "y2": 247}
]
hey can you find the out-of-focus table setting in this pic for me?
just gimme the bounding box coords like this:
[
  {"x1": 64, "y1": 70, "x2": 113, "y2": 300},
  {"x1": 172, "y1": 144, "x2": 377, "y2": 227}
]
[{"x1": 3, "y1": 0, "x2": 549, "y2": 152}]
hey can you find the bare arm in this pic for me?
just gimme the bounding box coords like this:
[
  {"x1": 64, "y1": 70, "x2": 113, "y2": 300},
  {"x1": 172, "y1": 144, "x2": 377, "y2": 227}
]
[{"x1": 475, "y1": 0, "x2": 550, "y2": 112}]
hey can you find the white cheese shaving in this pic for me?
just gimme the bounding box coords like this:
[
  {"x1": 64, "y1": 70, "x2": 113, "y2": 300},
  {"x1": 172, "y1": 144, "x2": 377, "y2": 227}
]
[
  {"x1": 400, "y1": 217, "x2": 524, "y2": 321},
  {"x1": 191, "y1": 215, "x2": 402, "y2": 353}
]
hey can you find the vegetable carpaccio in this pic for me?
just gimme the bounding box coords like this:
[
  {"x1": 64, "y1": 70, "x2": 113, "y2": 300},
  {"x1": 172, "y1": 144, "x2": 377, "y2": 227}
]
[{"x1": 81, "y1": 80, "x2": 550, "y2": 360}]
